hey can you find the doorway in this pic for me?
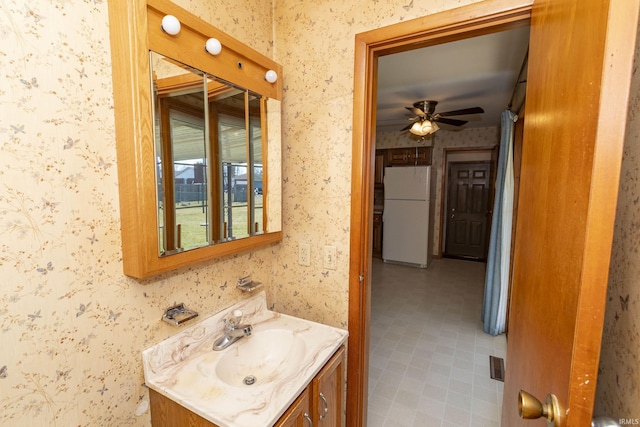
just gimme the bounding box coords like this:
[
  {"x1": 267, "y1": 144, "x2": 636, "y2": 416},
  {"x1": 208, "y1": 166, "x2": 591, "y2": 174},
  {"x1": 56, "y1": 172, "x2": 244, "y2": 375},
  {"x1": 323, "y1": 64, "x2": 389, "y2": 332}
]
[
  {"x1": 346, "y1": 3, "x2": 533, "y2": 425},
  {"x1": 349, "y1": 0, "x2": 637, "y2": 425}
]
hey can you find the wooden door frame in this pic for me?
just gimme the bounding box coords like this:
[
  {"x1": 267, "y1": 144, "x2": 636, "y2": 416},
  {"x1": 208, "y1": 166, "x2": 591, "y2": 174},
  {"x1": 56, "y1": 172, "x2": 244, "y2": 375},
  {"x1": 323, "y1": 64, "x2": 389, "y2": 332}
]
[
  {"x1": 440, "y1": 148, "x2": 497, "y2": 259},
  {"x1": 347, "y1": 1, "x2": 533, "y2": 425}
]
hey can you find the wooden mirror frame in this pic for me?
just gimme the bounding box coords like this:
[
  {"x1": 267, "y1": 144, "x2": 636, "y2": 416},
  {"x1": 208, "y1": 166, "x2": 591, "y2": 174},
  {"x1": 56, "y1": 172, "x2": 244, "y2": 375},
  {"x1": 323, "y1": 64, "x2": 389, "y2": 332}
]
[{"x1": 108, "y1": 0, "x2": 283, "y2": 278}]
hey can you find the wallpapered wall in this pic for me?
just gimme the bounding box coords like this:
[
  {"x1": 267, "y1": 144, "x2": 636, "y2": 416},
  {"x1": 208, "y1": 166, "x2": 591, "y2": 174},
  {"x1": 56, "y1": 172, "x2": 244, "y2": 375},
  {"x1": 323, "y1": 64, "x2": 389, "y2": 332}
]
[
  {"x1": 594, "y1": 18, "x2": 640, "y2": 419},
  {"x1": 0, "y1": 0, "x2": 484, "y2": 425},
  {"x1": 376, "y1": 127, "x2": 499, "y2": 254},
  {"x1": 0, "y1": 1, "x2": 279, "y2": 426}
]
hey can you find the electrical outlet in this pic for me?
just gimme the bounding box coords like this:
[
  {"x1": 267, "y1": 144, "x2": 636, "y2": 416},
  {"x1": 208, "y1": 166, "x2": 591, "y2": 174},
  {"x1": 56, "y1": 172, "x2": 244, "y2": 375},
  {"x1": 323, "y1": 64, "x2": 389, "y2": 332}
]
[
  {"x1": 324, "y1": 245, "x2": 337, "y2": 270},
  {"x1": 298, "y1": 242, "x2": 311, "y2": 266}
]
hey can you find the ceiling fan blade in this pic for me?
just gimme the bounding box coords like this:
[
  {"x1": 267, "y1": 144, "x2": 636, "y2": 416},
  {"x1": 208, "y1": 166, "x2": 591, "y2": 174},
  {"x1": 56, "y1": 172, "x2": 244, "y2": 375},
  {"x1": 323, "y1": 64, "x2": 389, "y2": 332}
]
[
  {"x1": 405, "y1": 106, "x2": 425, "y2": 116},
  {"x1": 438, "y1": 107, "x2": 484, "y2": 116},
  {"x1": 434, "y1": 117, "x2": 468, "y2": 126}
]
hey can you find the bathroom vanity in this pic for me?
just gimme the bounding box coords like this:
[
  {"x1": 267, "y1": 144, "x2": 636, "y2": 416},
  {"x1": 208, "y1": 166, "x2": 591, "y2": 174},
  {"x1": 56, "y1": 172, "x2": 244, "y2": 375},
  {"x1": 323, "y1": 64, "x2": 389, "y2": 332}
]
[{"x1": 143, "y1": 292, "x2": 348, "y2": 427}]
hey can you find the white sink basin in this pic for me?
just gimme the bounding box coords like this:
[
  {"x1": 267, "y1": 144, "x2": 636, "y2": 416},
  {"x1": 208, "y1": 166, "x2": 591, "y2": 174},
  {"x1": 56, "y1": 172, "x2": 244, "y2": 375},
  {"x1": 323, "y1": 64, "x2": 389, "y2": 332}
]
[{"x1": 214, "y1": 329, "x2": 306, "y2": 387}]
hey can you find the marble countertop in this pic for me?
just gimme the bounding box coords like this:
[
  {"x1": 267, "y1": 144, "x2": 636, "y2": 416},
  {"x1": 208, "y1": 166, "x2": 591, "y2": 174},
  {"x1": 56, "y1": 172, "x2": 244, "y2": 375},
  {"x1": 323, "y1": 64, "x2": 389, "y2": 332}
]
[{"x1": 142, "y1": 291, "x2": 348, "y2": 427}]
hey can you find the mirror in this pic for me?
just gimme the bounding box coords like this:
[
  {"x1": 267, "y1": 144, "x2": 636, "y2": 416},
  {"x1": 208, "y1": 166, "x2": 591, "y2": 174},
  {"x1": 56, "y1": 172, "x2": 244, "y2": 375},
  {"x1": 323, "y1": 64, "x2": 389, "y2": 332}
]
[
  {"x1": 151, "y1": 52, "x2": 275, "y2": 255},
  {"x1": 108, "y1": 0, "x2": 283, "y2": 278}
]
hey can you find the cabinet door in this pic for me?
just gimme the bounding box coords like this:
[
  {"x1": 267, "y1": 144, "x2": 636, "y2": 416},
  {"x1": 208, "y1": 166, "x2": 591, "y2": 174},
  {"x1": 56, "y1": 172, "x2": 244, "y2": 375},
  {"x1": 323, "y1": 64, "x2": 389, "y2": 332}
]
[
  {"x1": 275, "y1": 386, "x2": 312, "y2": 427},
  {"x1": 387, "y1": 147, "x2": 413, "y2": 165},
  {"x1": 387, "y1": 147, "x2": 432, "y2": 166},
  {"x1": 312, "y1": 346, "x2": 346, "y2": 427},
  {"x1": 413, "y1": 146, "x2": 432, "y2": 165}
]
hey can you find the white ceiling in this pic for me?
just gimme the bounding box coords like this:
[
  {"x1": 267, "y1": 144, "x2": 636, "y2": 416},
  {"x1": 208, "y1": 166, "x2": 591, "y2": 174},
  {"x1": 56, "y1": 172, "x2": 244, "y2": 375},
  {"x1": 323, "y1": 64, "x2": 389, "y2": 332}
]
[{"x1": 376, "y1": 26, "x2": 530, "y2": 132}]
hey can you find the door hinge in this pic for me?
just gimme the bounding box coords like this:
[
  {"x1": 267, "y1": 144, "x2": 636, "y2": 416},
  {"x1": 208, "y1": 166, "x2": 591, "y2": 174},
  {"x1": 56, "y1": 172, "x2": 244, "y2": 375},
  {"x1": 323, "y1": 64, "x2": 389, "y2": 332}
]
[{"x1": 359, "y1": 274, "x2": 364, "y2": 283}]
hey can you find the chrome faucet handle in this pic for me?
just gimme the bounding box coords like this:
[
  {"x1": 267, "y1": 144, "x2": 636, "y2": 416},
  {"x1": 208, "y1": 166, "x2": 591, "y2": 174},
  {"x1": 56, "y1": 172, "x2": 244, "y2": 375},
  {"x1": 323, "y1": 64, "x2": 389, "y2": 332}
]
[{"x1": 225, "y1": 309, "x2": 243, "y2": 329}]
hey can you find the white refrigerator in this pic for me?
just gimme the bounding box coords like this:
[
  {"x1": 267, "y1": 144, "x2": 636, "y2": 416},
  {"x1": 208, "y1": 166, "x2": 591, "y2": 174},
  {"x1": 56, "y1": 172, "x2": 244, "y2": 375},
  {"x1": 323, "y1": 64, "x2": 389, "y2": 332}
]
[{"x1": 382, "y1": 165, "x2": 432, "y2": 268}]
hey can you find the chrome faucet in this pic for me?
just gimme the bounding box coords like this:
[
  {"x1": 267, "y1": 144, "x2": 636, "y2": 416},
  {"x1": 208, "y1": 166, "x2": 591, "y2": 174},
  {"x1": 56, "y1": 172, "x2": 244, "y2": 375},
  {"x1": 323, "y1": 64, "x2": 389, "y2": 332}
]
[{"x1": 212, "y1": 309, "x2": 252, "y2": 351}]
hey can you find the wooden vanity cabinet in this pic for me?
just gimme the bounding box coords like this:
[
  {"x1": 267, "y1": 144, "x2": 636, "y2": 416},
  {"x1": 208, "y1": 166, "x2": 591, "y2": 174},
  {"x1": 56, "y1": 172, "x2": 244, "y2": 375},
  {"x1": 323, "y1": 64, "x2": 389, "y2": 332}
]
[
  {"x1": 148, "y1": 345, "x2": 345, "y2": 427},
  {"x1": 311, "y1": 346, "x2": 345, "y2": 427}
]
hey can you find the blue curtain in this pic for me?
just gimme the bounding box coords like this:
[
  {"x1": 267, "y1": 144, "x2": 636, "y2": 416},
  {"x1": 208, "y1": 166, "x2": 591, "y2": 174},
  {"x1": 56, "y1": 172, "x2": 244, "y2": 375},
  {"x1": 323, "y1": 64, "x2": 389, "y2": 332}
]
[{"x1": 482, "y1": 110, "x2": 516, "y2": 336}]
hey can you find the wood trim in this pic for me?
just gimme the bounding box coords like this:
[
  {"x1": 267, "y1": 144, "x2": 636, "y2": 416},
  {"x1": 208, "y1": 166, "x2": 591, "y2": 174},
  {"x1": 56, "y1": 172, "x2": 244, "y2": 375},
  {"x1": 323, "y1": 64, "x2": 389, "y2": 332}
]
[
  {"x1": 347, "y1": 1, "x2": 533, "y2": 425},
  {"x1": 347, "y1": 33, "x2": 373, "y2": 427},
  {"x1": 566, "y1": 1, "x2": 640, "y2": 424},
  {"x1": 108, "y1": 0, "x2": 157, "y2": 277},
  {"x1": 147, "y1": 0, "x2": 282, "y2": 101}
]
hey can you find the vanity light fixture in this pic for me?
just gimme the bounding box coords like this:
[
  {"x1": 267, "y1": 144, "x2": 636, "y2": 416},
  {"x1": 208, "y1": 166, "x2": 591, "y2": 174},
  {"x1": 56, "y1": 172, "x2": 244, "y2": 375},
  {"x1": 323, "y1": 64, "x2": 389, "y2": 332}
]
[
  {"x1": 161, "y1": 15, "x2": 181, "y2": 35},
  {"x1": 264, "y1": 69, "x2": 278, "y2": 83},
  {"x1": 205, "y1": 38, "x2": 222, "y2": 55}
]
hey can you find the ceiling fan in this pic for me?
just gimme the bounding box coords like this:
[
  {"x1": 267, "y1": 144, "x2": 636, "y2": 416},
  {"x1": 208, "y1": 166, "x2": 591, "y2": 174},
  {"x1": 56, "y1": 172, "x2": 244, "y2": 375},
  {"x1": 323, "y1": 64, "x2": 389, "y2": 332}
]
[{"x1": 402, "y1": 100, "x2": 484, "y2": 136}]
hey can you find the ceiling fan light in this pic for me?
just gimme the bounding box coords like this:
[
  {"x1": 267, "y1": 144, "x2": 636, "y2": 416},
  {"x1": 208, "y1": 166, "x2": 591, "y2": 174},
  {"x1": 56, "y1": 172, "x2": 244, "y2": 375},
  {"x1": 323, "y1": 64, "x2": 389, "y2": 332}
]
[
  {"x1": 410, "y1": 120, "x2": 433, "y2": 136},
  {"x1": 429, "y1": 121, "x2": 440, "y2": 134}
]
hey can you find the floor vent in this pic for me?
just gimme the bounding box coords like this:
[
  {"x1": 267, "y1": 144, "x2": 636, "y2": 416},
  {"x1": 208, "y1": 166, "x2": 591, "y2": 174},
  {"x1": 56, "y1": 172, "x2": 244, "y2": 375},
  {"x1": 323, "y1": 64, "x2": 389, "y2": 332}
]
[{"x1": 489, "y1": 356, "x2": 505, "y2": 382}]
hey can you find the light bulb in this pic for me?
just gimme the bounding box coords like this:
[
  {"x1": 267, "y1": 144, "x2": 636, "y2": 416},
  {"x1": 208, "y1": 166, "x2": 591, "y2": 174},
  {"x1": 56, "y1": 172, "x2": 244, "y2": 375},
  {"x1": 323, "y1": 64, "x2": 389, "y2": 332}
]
[
  {"x1": 410, "y1": 121, "x2": 423, "y2": 135},
  {"x1": 264, "y1": 69, "x2": 278, "y2": 83},
  {"x1": 205, "y1": 38, "x2": 222, "y2": 55},
  {"x1": 161, "y1": 15, "x2": 181, "y2": 36},
  {"x1": 420, "y1": 121, "x2": 433, "y2": 134}
]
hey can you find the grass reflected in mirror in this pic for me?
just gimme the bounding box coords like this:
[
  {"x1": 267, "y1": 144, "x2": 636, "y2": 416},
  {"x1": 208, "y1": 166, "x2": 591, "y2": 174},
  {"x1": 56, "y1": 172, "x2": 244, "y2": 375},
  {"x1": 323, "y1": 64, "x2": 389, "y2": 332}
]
[{"x1": 159, "y1": 196, "x2": 264, "y2": 251}]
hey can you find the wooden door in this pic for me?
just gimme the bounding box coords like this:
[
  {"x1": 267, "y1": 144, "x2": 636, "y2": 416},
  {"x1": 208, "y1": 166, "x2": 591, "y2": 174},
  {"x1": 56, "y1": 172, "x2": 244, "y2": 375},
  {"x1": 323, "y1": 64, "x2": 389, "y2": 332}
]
[
  {"x1": 502, "y1": 0, "x2": 639, "y2": 426},
  {"x1": 444, "y1": 161, "x2": 491, "y2": 260}
]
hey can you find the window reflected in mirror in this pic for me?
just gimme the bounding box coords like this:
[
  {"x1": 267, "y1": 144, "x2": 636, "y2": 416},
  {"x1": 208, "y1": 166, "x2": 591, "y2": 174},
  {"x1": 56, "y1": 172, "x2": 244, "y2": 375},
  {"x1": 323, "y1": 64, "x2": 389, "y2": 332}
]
[{"x1": 150, "y1": 52, "x2": 270, "y2": 256}]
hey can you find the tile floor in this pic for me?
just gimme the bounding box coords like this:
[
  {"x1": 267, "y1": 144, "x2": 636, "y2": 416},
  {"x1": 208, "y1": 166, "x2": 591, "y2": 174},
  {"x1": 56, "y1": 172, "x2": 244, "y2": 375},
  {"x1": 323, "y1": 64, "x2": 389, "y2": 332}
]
[{"x1": 367, "y1": 258, "x2": 507, "y2": 427}]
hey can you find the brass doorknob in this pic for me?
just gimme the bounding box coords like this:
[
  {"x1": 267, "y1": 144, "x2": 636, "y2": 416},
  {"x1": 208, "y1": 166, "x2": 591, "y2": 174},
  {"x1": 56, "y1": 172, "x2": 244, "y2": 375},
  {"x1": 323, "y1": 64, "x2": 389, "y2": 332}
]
[{"x1": 518, "y1": 390, "x2": 563, "y2": 426}]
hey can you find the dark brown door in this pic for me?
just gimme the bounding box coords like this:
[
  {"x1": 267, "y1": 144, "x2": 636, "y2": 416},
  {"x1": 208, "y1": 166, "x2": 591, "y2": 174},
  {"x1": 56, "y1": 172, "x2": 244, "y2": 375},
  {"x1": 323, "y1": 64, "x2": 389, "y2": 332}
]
[
  {"x1": 502, "y1": 0, "x2": 638, "y2": 425},
  {"x1": 444, "y1": 161, "x2": 491, "y2": 260}
]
